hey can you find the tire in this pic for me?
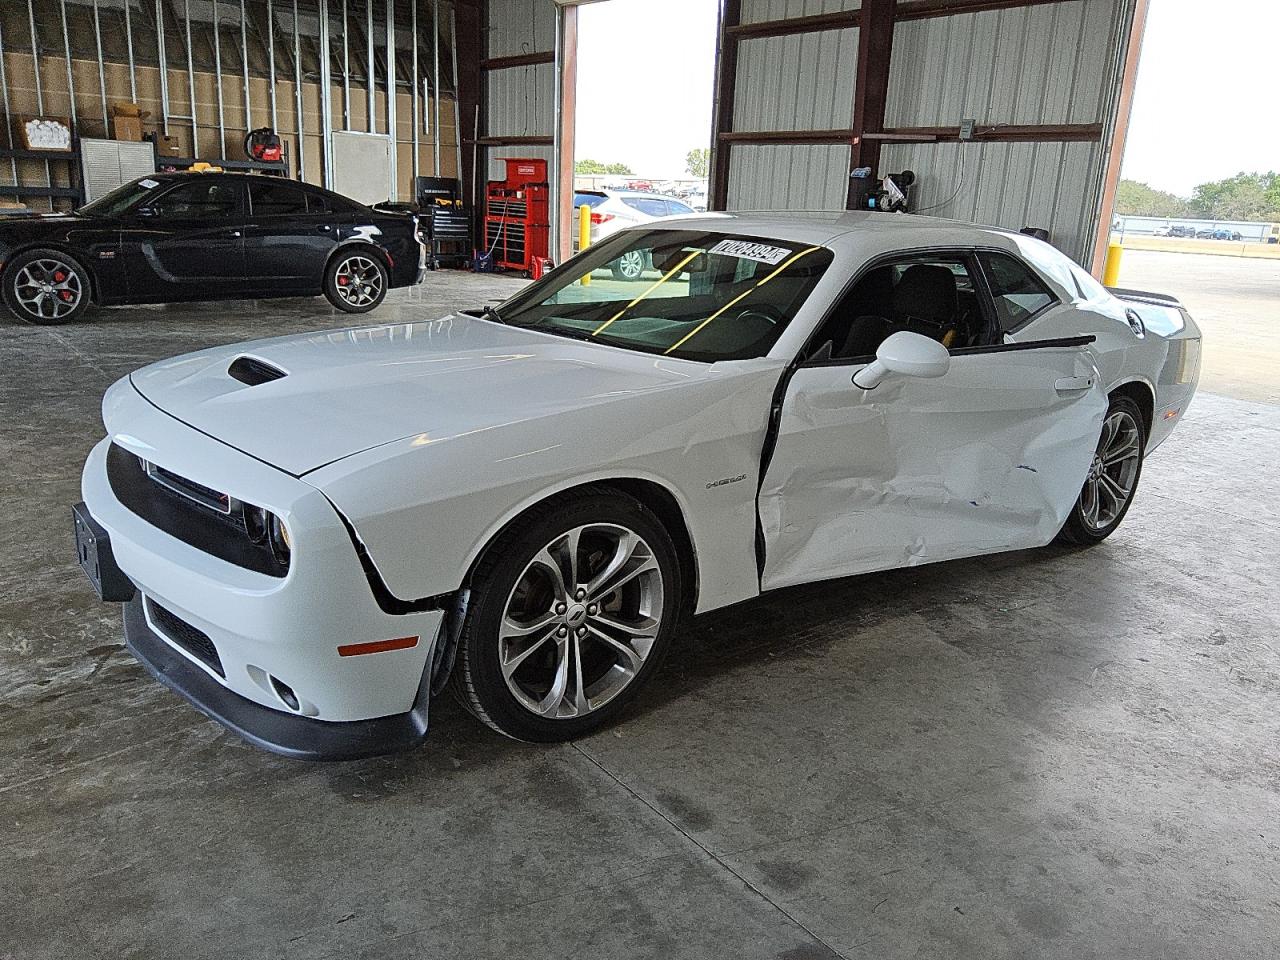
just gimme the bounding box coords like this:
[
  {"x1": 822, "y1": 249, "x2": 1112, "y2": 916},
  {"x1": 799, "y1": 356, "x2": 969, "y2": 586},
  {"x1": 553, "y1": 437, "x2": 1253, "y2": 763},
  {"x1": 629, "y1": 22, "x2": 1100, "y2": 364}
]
[
  {"x1": 323, "y1": 250, "x2": 388, "y2": 313},
  {"x1": 1056, "y1": 395, "x2": 1146, "y2": 546},
  {"x1": 2, "y1": 248, "x2": 92, "y2": 325},
  {"x1": 450, "y1": 487, "x2": 682, "y2": 742},
  {"x1": 610, "y1": 250, "x2": 646, "y2": 281}
]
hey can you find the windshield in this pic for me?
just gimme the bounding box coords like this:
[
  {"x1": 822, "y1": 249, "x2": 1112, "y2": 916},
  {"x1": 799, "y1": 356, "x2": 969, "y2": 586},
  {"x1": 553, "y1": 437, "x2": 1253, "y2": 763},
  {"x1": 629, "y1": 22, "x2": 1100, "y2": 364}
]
[
  {"x1": 79, "y1": 177, "x2": 164, "y2": 218},
  {"x1": 495, "y1": 229, "x2": 833, "y2": 361}
]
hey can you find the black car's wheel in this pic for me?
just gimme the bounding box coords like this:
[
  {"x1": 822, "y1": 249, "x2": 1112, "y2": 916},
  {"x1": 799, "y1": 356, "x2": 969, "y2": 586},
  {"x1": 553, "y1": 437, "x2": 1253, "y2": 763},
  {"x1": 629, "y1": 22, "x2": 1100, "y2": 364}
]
[
  {"x1": 324, "y1": 251, "x2": 388, "y2": 313},
  {"x1": 451, "y1": 487, "x2": 681, "y2": 742},
  {"x1": 1056, "y1": 395, "x2": 1146, "y2": 546},
  {"x1": 2, "y1": 248, "x2": 91, "y2": 325},
  {"x1": 610, "y1": 250, "x2": 646, "y2": 281}
]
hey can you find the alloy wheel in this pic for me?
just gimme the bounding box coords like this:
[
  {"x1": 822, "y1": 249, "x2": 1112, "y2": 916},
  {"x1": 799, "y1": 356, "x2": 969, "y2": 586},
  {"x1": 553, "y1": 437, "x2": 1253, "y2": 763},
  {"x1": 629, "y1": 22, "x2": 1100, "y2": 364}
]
[
  {"x1": 14, "y1": 258, "x2": 82, "y2": 321},
  {"x1": 617, "y1": 250, "x2": 645, "y2": 280},
  {"x1": 333, "y1": 255, "x2": 383, "y2": 307},
  {"x1": 499, "y1": 523, "x2": 664, "y2": 719},
  {"x1": 1079, "y1": 409, "x2": 1142, "y2": 531}
]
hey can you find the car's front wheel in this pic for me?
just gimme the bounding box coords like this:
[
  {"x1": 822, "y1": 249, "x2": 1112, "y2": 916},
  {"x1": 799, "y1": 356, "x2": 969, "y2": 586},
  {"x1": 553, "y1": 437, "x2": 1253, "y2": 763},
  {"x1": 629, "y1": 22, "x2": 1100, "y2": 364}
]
[
  {"x1": 1056, "y1": 395, "x2": 1146, "y2": 545},
  {"x1": 451, "y1": 488, "x2": 681, "y2": 741},
  {"x1": 324, "y1": 251, "x2": 388, "y2": 313},
  {"x1": 2, "y1": 248, "x2": 91, "y2": 325}
]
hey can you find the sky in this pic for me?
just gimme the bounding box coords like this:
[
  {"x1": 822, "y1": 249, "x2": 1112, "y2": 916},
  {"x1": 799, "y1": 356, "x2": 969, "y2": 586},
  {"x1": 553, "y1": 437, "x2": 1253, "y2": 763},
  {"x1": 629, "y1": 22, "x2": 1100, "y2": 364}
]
[
  {"x1": 1121, "y1": 0, "x2": 1280, "y2": 196},
  {"x1": 574, "y1": 0, "x2": 719, "y2": 179},
  {"x1": 573, "y1": 0, "x2": 1278, "y2": 195}
]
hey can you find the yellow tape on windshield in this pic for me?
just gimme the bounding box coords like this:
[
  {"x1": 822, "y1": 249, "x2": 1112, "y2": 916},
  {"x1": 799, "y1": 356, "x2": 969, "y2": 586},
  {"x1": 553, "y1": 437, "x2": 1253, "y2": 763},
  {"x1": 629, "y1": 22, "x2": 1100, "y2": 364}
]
[
  {"x1": 663, "y1": 246, "x2": 820, "y2": 355},
  {"x1": 591, "y1": 249, "x2": 704, "y2": 338}
]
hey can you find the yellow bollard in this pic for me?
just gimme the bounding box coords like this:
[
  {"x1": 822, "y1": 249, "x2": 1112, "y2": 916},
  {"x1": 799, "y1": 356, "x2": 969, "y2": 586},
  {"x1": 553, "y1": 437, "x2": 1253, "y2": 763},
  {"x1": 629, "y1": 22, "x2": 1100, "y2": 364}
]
[
  {"x1": 578, "y1": 204, "x2": 592, "y2": 287},
  {"x1": 1102, "y1": 241, "x2": 1123, "y2": 287}
]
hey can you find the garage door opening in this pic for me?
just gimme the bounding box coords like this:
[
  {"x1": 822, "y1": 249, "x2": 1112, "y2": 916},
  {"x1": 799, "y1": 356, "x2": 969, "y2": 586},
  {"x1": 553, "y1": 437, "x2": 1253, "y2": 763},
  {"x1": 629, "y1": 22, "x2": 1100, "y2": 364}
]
[{"x1": 571, "y1": 0, "x2": 718, "y2": 240}]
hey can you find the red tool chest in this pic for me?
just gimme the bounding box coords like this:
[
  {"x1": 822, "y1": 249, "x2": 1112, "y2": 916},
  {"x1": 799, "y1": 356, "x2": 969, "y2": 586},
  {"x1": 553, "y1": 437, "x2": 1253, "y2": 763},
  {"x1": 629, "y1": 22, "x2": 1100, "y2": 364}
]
[{"x1": 484, "y1": 157, "x2": 550, "y2": 274}]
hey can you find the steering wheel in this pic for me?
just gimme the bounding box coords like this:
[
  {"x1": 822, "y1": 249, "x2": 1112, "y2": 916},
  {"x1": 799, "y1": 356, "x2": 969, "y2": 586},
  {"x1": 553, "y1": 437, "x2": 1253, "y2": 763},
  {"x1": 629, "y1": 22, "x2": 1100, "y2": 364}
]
[{"x1": 735, "y1": 304, "x2": 784, "y2": 326}]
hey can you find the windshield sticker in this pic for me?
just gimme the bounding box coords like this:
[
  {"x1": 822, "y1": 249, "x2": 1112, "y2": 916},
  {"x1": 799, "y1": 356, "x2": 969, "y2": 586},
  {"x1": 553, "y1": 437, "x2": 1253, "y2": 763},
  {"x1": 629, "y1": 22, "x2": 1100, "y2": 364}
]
[
  {"x1": 709, "y1": 239, "x2": 792, "y2": 265},
  {"x1": 138, "y1": 178, "x2": 160, "y2": 189}
]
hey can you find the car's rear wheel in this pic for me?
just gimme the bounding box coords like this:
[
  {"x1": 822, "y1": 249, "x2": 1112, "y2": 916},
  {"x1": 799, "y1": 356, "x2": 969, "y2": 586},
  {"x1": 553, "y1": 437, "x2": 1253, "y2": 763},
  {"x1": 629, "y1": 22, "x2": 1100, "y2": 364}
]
[
  {"x1": 451, "y1": 488, "x2": 681, "y2": 741},
  {"x1": 2, "y1": 248, "x2": 91, "y2": 325},
  {"x1": 610, "y1": 250, "x2": 646, "y2": 281},
  {"x1": 1056, "y1": 395, "x2": 1146, "y2": 545},
  {"x1": 324, "y1": 251, "x2": 388, "y2": 313}
]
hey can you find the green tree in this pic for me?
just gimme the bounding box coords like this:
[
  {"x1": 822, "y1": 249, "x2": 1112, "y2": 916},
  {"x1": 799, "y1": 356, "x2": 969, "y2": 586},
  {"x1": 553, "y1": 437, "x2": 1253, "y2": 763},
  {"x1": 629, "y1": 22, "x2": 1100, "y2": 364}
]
[
  {"x1": 1190, "y1": 171, "x2": 1280, "y2": 222},
  {"x1": 1114, "y1": 179, "x2": 1192, "y2": 218},
  {"x1": 574, "y1": 158, "x2": 633, "y2": 175},
  {"x1": 685, "y1": 147, "x2": 710, "y2": 179}
]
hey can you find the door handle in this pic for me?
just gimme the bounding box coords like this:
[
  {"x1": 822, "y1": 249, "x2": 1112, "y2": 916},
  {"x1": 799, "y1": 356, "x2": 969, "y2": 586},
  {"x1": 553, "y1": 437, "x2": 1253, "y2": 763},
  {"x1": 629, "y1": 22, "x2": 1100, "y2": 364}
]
[
  {"x1": 1055, "y1": 376, "x2": 1093, "y2": 392},
  {"x1": 226, "y1": 229, "x2": 242, "y2": 238},
  {"x1": 316, "y1": 224, "x2": 332, "y2": 232}
]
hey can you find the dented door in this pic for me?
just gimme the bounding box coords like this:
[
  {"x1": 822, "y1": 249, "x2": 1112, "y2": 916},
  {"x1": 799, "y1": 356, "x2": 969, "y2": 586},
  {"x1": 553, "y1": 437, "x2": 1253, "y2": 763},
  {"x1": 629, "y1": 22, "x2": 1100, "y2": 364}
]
[{"x1": 758, "y1": 342, "x2": 1108, "y2": 591}]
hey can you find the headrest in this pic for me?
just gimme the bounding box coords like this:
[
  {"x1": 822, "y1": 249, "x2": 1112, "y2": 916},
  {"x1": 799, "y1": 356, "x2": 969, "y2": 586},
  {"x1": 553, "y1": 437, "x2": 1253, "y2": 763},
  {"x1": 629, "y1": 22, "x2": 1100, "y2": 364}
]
[{"x1": 892, "y1": 264, "x2": 957, "y2": 324}]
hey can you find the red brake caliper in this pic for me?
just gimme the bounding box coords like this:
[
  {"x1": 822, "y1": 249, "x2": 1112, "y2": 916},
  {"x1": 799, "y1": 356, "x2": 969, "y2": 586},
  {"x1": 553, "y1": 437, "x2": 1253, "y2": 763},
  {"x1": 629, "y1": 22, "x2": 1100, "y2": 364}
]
[{"x1": 337, "y1": 275, "x2": 349, "y2": 286}]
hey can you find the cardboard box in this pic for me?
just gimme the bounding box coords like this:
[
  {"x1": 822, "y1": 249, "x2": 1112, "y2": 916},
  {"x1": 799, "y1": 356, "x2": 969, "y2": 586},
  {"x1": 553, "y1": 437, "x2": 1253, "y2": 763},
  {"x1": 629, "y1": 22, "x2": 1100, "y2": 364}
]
[
  {"x1": 15, "y1": 115, "x2": 72, "y2": 151},
  {"x1": 110, "y1": 101, "x2": 150, "y2": 142},
  {"x1": 153, "y1": 134, "x2": 181, "y2": 157}
]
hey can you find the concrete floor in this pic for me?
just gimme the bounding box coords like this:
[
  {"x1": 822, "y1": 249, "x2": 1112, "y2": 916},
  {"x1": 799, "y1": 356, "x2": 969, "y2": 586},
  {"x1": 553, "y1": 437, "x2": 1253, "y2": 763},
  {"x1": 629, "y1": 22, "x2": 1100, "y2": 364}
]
[{"x1": 3, "y1": 267, "x2": 1279, "y2": 959}]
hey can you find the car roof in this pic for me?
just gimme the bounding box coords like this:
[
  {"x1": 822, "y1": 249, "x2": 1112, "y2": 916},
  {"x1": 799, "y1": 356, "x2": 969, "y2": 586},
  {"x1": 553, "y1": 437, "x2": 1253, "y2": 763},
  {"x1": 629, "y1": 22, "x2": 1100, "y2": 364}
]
[{"x1": 643, "y1": 209, "x2": 1030, "y2": 252}]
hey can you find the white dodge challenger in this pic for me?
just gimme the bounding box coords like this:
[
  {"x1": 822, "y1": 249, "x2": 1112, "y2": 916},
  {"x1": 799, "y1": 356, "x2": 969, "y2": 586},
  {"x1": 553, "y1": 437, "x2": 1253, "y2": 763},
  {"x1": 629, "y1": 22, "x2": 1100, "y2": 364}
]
[{"x1": 74, "y1": 212, "x2": 1202, "y2": 759}]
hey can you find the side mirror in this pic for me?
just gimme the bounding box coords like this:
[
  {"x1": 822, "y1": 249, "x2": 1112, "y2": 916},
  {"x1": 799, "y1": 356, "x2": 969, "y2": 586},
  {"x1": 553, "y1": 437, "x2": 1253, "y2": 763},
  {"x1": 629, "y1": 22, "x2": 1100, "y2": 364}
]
[{"x1": 853, "y1": 330, "x2": 951, "y2": 390}]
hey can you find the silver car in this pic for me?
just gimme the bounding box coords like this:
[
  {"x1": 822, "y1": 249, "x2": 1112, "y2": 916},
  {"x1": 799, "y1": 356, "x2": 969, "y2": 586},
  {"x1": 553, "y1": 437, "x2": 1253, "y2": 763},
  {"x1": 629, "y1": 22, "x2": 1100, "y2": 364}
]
[{"x1": 574, "y1": 190, "x2": 698, "y2": 279}]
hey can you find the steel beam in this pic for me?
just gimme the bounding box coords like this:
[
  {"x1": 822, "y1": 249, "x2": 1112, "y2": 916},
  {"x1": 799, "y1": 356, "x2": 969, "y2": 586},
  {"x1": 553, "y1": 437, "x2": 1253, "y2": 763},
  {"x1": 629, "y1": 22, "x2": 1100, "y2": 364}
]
[
  {"x1": 320, "y1": 0, "x2": 334, "y2": 188},
  {"x1": 241, "y1": 0, "x2": 252, "y2": 131},
  {"x1": 847, "y1": 0, "x2": 895, "y2": 202},
  {"x1": 92, "y1": 0, "x2": 109, "y2": 130},
  {"x1": 213, "y1": 0, "x2": 227, "y2": 155},
  {"x1": 294, "y1": 0, "x2": 305, "y2": 179},
  {"x1": 156, "y1": 0, "x2": 170, "y2": 135},
  {"x1": 432, "y1": 0, "x2": 441, "y2": 176},
  {"x1": 60, "y1": 1, "x2": 78, "y2": 129},
  {"x1": 708, "y1": 0, "x2": 741, "y2": 211},
  {"x1": 386, "y1": 0, "x2": 396, "y2": 199}
]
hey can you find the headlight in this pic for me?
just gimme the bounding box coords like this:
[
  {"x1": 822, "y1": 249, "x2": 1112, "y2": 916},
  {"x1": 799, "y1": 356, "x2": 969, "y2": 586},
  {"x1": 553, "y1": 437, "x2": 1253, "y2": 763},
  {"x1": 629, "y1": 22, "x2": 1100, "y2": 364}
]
[
  {"x1": 269, "y1": 514, "x2": 291, "y2": 563},
  {"x1": 243, "y1": 504, "x2": 270, "y2": 544}
]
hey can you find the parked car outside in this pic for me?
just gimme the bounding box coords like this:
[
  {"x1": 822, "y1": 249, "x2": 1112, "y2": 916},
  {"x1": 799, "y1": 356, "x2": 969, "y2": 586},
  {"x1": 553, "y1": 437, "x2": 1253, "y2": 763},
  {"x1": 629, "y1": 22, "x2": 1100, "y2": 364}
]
[
  {"x1": 0, "y1": 172, "x2": 425, "y2": 325},
  {"x1": 572, "y1": 189, "x2": 698, "y2": 278},
  {"x1": 74, "y1": 213, "x2": 1202, "y2": 757}
]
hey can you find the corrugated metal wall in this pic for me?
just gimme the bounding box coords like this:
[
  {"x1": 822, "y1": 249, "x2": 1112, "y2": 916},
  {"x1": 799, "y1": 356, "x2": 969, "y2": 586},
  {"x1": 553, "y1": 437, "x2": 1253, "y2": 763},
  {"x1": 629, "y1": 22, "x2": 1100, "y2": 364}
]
[
  {"x1": 721, "y1": 0, "x2": 1134, "y2": 265},
  {"x1": 741, "y1": 0, "x2": 861, "y2": 25},
  {"x1": 885, "y1": 0, "x2": 1126, "y2": 128},
  {"x1": 727, "y1": 25, "x2": 858, "y2": 209},
  {"x1": 728, "y1": 142, "x2": 851, "y2": 209},
  {"x1": 484, "y1": 0, "x2": 556, "y2": 181},
  {"x1": 881, "y1": 139, "x2": 1102, "y2": 259}
]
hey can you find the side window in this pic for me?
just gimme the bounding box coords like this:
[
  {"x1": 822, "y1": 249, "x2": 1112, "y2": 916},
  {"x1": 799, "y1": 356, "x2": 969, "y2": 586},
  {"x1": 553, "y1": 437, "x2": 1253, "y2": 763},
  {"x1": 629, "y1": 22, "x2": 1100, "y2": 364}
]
[
  {"x1": 623, "y1": 197, "x2": 670, "y2": 217},
  {"x1": 667, "y1": 200, "x2": 695, "y2": 215},
  {"x1": 809, "y1": 255, "x2": 989, "y2": 360},
  {"x1": 249, "y1": 180, "x2": 309, "y2": 216},
  {"x1": 307, "y1": 191, "x2": 331, "y2": 214},
  {"x1": 979, "y1": 252, "x2": 1057, "y2": 333},
  {"x1": 149, "y1": 180, "x2": 240, "y2": 219},
  {"x1": 1068, "y1": 263, "x2": 1110, "y2": 302},
  {"x1": 1012, "y1": 234, "x2": 1079, "y2": 298}
]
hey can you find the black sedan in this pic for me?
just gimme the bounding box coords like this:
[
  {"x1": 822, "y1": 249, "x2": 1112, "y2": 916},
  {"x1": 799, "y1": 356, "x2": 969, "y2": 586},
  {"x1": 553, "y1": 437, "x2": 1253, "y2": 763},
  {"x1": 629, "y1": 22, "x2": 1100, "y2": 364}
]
[{"x1": 0, "y1": 172, "x2": 426, "y2": 324}]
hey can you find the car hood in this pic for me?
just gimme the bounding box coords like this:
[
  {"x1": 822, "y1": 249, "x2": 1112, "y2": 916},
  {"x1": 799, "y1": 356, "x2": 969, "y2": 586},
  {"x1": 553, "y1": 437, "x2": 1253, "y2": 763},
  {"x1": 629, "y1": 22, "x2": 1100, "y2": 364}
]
[{"x1": 128, "y1": 314, "x2": 707, "y2": 475}]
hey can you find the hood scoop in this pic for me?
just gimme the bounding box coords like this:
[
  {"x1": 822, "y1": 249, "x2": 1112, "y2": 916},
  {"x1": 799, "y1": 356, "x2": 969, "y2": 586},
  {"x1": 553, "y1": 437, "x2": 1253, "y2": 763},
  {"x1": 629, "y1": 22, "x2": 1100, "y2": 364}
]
[{"x1": 228, "y1": 355, "x2": 287, "y2": 386}]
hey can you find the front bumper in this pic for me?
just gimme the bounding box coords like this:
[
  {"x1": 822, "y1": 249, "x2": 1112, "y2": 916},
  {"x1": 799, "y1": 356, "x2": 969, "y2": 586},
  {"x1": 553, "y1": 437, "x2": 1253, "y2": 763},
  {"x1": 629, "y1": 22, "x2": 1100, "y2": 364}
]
[
  {"x1": 81, "y1": 377, "x2": 447, "y2": 751},
  {"x1": 122, "y1": 595, "x2": 430, "y2": 760}
]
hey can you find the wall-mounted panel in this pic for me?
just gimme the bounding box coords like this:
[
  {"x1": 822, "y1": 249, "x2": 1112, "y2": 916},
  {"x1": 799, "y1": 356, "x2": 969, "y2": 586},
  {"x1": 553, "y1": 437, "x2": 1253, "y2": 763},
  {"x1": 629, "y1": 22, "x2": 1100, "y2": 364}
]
[
  {"x1": 727, "y1": 143, "x2": 851, "y2": 210},
  {"x1": 881, "y1": 139, "x2": 1103, "y2": 263},
  {"x1": 886, "y1": 0, "x2": 1127, "y2": 128},
  {"x1": 486, "y1": 61, "x2": 554, "y2": 138},
  {"x1": 741, "y1": 0, "x2": 860, "y2": 25},
  {"x1": 734, "y1": 29, "x2": 858, "y2": 132},
  {"x1": 486, "y1": 0, "x2": 557, "y2": 57}
]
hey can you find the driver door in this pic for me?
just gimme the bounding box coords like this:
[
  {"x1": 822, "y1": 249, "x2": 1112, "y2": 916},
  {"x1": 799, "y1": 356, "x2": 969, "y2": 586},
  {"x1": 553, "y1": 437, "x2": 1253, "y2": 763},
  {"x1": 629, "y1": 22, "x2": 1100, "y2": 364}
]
[
  {"x1": 119, "y1": 178, "x2": 247, "y2": 301},
  {"x1": 758, "y1": 318, "x2": 1108, "y2": 591}
]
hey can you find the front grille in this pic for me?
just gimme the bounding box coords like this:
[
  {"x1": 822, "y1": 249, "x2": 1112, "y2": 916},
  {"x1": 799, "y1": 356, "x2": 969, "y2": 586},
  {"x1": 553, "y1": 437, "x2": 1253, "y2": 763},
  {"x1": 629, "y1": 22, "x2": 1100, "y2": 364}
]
[
  {"x1": 148, "y1": 600, "x2": 225, "y2": 678},
  {"x1": 145, "y1": 460, "x2": 231, "y2": 514},
  {"x1": 106, "y1": 443, "x2": 288, "y2": 578}
]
